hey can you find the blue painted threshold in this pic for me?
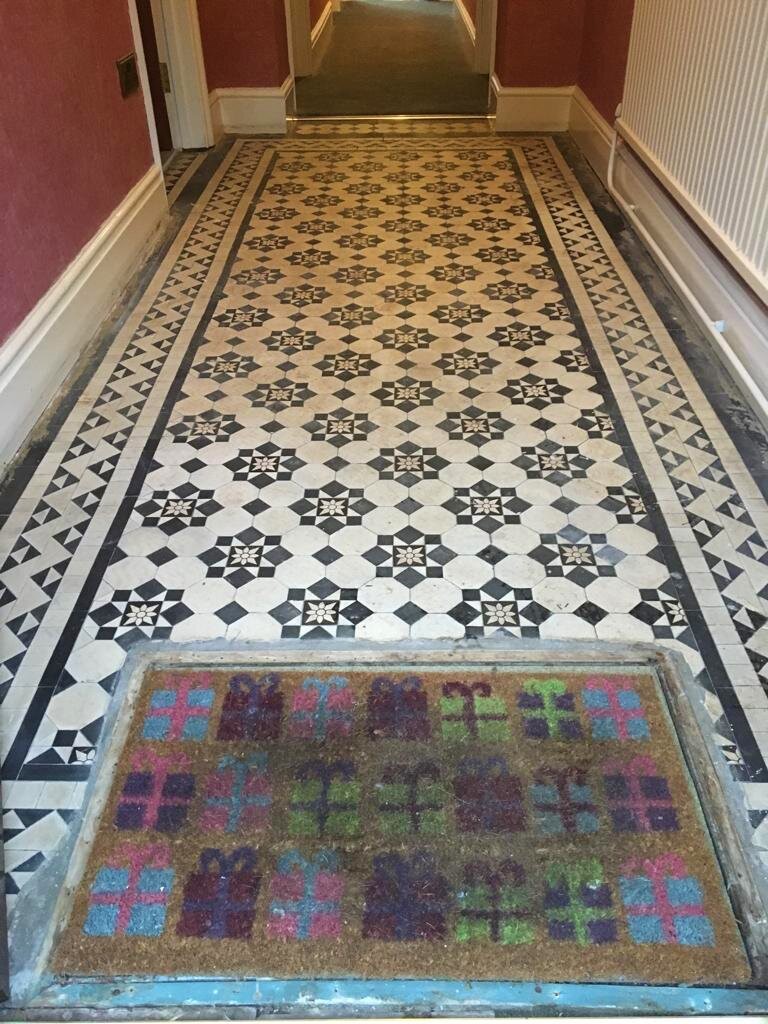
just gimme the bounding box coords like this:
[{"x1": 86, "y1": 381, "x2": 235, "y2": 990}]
[{"x1": 27, "y1": 977, "x2": 768, "y2": 1016}]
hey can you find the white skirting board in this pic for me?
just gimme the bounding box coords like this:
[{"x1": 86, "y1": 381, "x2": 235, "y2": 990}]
[
  {"x1": 609, "y1": 140, "x2": 768, "y2": 426},
  {"x1": 567, "y1": 88, "x2": 768, "y2": 423},
  {"x1": 491, "y1": 75, "x2": 573, "y2": 132},
  {"x1": 0, "y1": 166, "x2": 167, "y2": 470},
  {"x1": 568, "y1": 86, "x2": 613, "y2": 183},
  {"x1": 210, "y1": 77, "x2": 295, "y2": 138}
]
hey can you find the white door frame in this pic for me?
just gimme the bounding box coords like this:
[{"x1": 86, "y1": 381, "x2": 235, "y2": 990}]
[
  {"x1": 127, "y1": 0, "x2": 162, "y2": 167},
  {"x1": 160, "y1": 0, "x2": 214, "y2": 148},
  {"x1": 150, "y1": 0, "x2": 183, "y2": 150},
  {"x1": 474, "y1": 0, "x2": 498, "y2": 74},
  {"x1": 128, "y1": 0, "x2": 214, "y2": 159},
  {"x1": 285, "y1": 0, "x2": 313, "y2": 78}
]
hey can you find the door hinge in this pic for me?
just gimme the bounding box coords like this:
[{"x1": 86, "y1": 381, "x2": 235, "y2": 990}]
[{"x1": 159, "y1": 62, "x2": 171, "y2": 93}]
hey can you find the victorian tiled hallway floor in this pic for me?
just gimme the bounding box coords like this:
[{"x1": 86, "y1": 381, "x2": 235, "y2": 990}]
[{"x1": 4, "y1": 120, "x2": 768, "y2": 942}]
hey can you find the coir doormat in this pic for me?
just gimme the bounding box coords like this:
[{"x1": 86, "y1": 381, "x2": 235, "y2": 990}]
[{"x1": 54, "y1": 660, "x2": 750, "y2": 985}]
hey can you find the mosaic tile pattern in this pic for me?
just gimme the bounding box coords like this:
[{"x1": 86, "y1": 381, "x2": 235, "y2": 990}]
[
  {"x1": 3, "y1": 123, "x2": 768, "y2": 919},
  {"x1": 164, "y1": 151, "x2": 206, "y2": 206}
]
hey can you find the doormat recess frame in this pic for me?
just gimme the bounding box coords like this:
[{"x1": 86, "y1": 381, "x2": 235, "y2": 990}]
[{"x1": 33, "y1": 644, "x2": 768, "y2": 992}]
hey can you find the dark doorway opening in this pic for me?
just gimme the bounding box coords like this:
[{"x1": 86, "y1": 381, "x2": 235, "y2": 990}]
[
  {"x1": 135, "y1": 0, "x2": 174, "y2": 157},
  {"x1": 296, "y1": 0, "x2": 489, "y2": 117}
]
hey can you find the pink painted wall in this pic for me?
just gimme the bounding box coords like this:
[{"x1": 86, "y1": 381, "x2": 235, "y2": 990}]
[
  {"x1": 578, "y1": 0, "x2": 635, "y2": 123},
  {"x1": 197, "y1": 0, "x2": 290, "y2": 89},
  {"x1": 495, "y1": 0, "x2": 585, "y2": 87},
  {"x1": 0, "y1": 0, "x2": 153, "y2": 345}
]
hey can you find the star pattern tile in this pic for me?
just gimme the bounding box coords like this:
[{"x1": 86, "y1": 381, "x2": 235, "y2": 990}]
[{"x1": 3, "y1": 123, "x2": 768, "y2": 927}]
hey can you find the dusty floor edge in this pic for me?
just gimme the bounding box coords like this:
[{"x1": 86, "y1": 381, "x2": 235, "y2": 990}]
[{"x1": 13, "y1": 976, "x2": 768, "y2": 1019}]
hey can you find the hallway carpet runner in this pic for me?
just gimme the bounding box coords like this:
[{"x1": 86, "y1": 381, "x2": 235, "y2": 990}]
[
  {"x1": 295, "y1": 1, "x2": 489, "y2": 116},
  {"x1": 55, "y1": 662, "x2": 749, "y2": 984}
]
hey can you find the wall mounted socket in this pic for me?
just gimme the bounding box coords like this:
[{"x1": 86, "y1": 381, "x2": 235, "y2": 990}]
[{"x1": 116, "y1": 53, "x2": 140, "y2": 98}]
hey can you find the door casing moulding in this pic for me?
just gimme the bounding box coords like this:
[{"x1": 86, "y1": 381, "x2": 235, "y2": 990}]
[
  {"x1": 149, "y1": 0, "x2": 183, "y2": 149},
  {"x1": 456, "y1": 0, "x2": 496, "y2": 73},
  {"x1": 159, "y1": 0, "x2": 214, "y2": 148},
  {"x1": 285, "y1": 0, "x2": 312, "y2": 77},
  {"x1": 474, "y1": 0, "x2": 497, "y2": 74},
  {"x1": 127, "y1": 0, "x2": 163, "y2": 166},
  {"x1": 128, "y1": 0, "x2": 213, "y2": 157}
]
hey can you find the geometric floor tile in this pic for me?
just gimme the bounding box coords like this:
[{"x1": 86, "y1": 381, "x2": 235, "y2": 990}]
[{"x1": 4, "y1": 122, "x2": 768, "y2": 954}]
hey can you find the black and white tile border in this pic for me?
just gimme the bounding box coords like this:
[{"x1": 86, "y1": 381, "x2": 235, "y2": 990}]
[{"x1": 4, "y1": 124, "x2": 768, "y2": 918}]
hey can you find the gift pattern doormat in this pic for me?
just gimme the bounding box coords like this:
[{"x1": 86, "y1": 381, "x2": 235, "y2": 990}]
[{"x1": 54, "y1": 662, "x2": 751, "y2": 985}]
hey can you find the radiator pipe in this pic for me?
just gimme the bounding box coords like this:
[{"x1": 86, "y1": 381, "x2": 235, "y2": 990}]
[{"x1": 606, "y1": 122, "x2": 768, "y2": 422}]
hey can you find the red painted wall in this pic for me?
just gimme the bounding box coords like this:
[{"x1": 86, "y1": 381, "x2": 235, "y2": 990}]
[
  {"x1": 0, "y1": 0, "x2": 153, "y2": 345},
  {"x1": 494, "y1": 0, "x2": 634, "y2": 124},
  {"x1": 310, "y1": 0, "x2": 329, "y2": 29},
  {"x1": 197, "y1": 0, "x2": 290, "y2": 89},
  {"x1": 578, "y1": 0, "x2": 634, "y2": 122},
  {"x1": 495, "y1": 0, "x2": 585, "y2": 87}
]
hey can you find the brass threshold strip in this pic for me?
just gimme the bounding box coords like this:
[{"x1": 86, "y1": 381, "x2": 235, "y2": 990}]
[{"x1": 288, "y1": 113, "x2": 493, "y2": 122}]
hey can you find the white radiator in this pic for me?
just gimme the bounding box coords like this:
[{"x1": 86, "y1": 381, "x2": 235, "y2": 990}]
[{"x1": 619, "y1": 0, "x2": 768, "y2": 302}]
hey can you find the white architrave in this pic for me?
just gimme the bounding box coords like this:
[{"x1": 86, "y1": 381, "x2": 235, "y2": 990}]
[
  {"x1": 127, "y1": 0, "x2": 162, "y2": 167},
  {"x1": 286, "y1": 0, "x2": 313, "y2": 78},
  {"x1": 474, "y1": 0, "x2": 498, "y2": 74},
  {"x1": 160, "y1": 0, "x2": 214, "y2": 149},
  {"x1": 149, "y1": 0, "x2": 182, "y2": 149},
  {"x1": 128, "y1": 0, "x2": 212, "y2": 155}
]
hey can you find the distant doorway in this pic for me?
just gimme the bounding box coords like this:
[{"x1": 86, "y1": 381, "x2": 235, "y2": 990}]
[
  {"x1": 135, "y1": 0, "x2": 174, "y2": 158},
  {"x1": 129, "y1": 0, "x2": 214, "y2": 168},
  {"x1": 295, "y1": 0, "x2": 490, "y2": 116}
]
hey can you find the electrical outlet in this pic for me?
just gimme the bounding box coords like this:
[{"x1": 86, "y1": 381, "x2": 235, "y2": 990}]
[{"x1": 116, "y1": 53, "x2": 140, "y2": 98}]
